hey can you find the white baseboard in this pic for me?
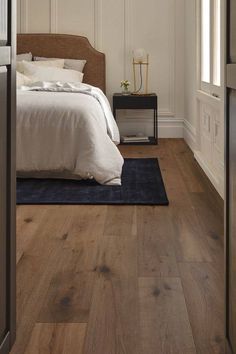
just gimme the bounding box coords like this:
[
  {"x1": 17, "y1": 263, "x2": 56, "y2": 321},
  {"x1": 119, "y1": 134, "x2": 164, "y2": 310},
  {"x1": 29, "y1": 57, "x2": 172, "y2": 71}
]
[
  {"x1": 183, "y1": 119, "x2": 197, "y2": 150},
  {"x1": 159, "y1": 118, "x2": 184, "y2": 138},
  {"x1": 194, "y1": 151, "x2": 224, "y2": 199},
  {"x1": 194, "y1": 151, "x2": 219, "y2": 186},
  {"x1": 183, "y1": 119, "x2": 224, "y2": 199}
]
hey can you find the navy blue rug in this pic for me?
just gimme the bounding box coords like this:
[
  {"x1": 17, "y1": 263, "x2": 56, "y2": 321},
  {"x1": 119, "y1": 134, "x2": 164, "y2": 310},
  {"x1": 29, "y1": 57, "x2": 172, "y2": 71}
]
[{"x1": 17, "y1": 158, "x2": 169, "y2": 205}]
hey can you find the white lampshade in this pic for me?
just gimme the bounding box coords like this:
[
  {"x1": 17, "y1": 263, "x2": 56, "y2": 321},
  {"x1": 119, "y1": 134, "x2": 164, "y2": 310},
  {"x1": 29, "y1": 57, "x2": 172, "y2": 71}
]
[{"x1": 133, "y1": 48, "x2": 147, "y2": 63}]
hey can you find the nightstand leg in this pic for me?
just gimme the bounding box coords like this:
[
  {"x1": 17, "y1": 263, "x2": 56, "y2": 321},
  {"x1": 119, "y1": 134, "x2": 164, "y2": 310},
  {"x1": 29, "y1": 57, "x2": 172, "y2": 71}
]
[
  {"x1": 153, "y1": 109, "x2": 155, "y2": 143},
  {"x1": 154, "y1": 109, "x2": 158, "y2": 145},
  {"x1": 156, "y1": 109, "x2": 158, "y2": 144}
]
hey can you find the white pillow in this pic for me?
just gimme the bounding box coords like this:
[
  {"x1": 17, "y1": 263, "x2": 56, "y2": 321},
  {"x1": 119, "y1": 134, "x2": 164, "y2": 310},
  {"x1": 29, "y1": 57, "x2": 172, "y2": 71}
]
[
  {"x1": 17, "y1": 52, "x2": 32, "y2": 62},
  {"x1": 16, "y1": 72, "x2": 32, "y2": 88},
  {"x1": 17, "y1": 59, "x2": 65, "y2": 74},
  {"x1": 34, "y1": 56, "x2": 87, "y2": 73},
  {"x1": 22, "y1": 61, "x2": 84, "y2": 83},
  {"x1": 16, "y1": 53, "x2": 33, "y2": 73}
]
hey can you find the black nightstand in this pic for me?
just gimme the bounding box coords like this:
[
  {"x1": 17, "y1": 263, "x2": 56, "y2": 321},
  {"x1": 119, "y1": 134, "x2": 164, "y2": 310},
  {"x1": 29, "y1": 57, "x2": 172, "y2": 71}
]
[{"x1": 113, "y1": 93, "x2": 158, "y2": 145}]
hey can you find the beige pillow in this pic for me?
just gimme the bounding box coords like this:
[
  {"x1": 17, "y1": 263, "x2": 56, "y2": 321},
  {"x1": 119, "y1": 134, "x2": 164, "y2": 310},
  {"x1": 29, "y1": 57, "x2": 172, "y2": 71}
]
[
  {"x1": 16, "y1": 72, "x2": 32, "y2": 88},
  {"x1": 22, "y1": 61, "x2": 84, "y2": 83},
  {"x1": 17, "y1": 52, "x2": 32, "y2": 62},
  {"x1": 34, "y1": 56, "x2": 86, "y2": 72},
  {"x1": 17, "y1": 59, "x2": 65, "y2": 74}
]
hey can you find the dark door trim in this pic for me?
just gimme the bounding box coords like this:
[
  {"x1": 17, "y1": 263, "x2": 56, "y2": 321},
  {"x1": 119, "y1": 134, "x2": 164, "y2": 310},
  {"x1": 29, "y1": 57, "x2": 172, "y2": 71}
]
[
  {"x1": 0, "y1": 0, "x2": 16, "y2": 351},
  {"x1": 0, "y1": 333, "x2": 11, "y2": 354},
  {"x1": 7, "y1": 0, "x2": 16, "y2": 348},
  {"x1": 225, "y1": 0, "x2": 235, "y2": 352},
  {"x1": 225, "y1": 0, "x2": 230, "y2": 351}
]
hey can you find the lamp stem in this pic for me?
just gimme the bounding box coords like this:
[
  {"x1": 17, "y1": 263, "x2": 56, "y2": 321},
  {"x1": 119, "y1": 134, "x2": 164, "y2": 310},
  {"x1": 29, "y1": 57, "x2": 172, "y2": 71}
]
[
  {"x1": 133, "y1": 58, "x2": 137, "y2": 92},
  {"x1": 139, "y1": 63, "x2": 143, "y2": 93},
  {"x1": 133, "y1": 63, "x2": 143, "y2": 94},
  {"x1": 145, "y1": 54, "x2": 149, "y2": 94}
]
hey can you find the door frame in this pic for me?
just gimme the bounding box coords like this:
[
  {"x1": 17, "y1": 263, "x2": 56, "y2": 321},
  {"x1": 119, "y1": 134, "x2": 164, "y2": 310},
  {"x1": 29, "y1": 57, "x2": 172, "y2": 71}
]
[
  {"x1": 225, "y1": 0, "x2": 235, "y2": 352},
  {"x1": 0, "y1": 0, "x2": 16, "y2": 353}
]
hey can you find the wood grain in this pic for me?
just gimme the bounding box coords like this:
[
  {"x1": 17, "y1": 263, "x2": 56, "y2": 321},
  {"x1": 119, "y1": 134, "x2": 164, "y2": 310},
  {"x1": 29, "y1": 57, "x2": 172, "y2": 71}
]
[
  {"x1": 171, "y1": 205, "x2": 213, "y2": 262},
  {"x1": 11, "y1": 206, "x2": 75, "y2": 354},
  {"x1": 12, "y1": 140, "x2": 224, "y2": 354},
  {"x1": 38, "y1": 206, "x2": 107, "y2": 323},
  {"x1": 179, "y1": 262, "x2": 225, "y2": 354},
  {"x1": 83, "y1": 234, "x2": 140, "y2": 354},
  {"x1": 168, "y1": 139, "x2": 204, "y2": 193},
  {"x1": 16, "y1": 205, "x2": 48, "y2": 264},
  {"x1": 189, "y1": 192, "x2": 224, "y2": 265},
  {"x1": 103, "y1": 205, "x2": 136, "y2": 237},
  {"x1": 24, "y1": 323, "x2": 86, "y2": 354},
  {"x1": 139, "y1": 277, "x2": 196, "y2": 354},
  {"x1": 137, "y1": 206, "x2": 179, "y2": 277}
]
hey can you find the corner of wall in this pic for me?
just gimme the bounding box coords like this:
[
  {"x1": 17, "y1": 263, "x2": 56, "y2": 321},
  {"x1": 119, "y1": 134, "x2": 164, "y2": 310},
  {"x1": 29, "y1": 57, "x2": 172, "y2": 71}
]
[{"x1": 183, "y1": 118, "x2": 197, "y2": 151}]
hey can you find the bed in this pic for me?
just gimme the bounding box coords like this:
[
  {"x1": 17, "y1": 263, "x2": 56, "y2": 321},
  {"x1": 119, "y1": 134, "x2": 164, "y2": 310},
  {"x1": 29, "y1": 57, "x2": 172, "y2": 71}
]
[{"x1": 16, "y1": 34, "x2": 124, "y2": 185}]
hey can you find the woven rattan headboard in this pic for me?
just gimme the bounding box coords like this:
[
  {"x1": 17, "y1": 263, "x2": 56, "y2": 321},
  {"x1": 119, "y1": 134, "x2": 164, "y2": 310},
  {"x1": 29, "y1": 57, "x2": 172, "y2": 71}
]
[{"x1": 17, "y1": 33, "x2": 106, "y2": 92}]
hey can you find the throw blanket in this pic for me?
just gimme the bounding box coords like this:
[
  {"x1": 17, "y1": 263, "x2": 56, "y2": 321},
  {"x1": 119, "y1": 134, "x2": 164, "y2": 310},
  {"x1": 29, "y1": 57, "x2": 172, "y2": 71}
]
[{"x1": 17, "y1": 82, "x2": 124, "y2": 185}]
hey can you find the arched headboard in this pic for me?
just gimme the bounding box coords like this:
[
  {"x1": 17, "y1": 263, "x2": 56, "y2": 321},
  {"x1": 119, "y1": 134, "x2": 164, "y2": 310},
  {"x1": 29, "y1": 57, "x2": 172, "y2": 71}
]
[{"x1": 17, "y1": 33, "x2": 106, "y2": 93}]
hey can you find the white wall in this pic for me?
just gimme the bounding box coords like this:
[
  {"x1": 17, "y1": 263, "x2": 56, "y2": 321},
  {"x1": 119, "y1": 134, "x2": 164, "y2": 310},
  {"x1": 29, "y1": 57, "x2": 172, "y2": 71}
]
[
  {"x1": 184, "y1": 0, "x2": 197, "y2": 150},
  {"x1": 17, "y1": 0, "x2": 186, "y2": 138},
  {"x1": 183, "y1": 0, "x2": 225, "y2": 198}
]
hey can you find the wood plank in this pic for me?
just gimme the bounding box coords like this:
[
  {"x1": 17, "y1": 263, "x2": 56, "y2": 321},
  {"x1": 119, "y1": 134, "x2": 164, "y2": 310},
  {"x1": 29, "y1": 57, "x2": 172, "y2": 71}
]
[
  {"x1": 137, "y1": 206, "x2": 179, "y2": 277},
  {"x1": 38, "y1": 206, "x2": 107, "y2": 323},
  {"x1": 171, "y1": 205, "x2": 213, "y2": 262},
  {"x1": 179, "y1": 262, "x2": 225, "y2": 354},
  {"x1": 24, "y1": 323, "x2": 86, "y2": 354},
  {"x1": 13, "y1": 205, "x2": 101, "y2": 354},
  {"x1": 163, "y1": 140, "x2": 223, "y2": 263},
  {"x1": 103, "y1": 206, "x2": 136, "y2": 237},
  {"x1": 13, "y1": 140, "x2": 225, "y2": 354},
  {"x1": 157, "y1": 144, "x2": 214, "y2": 262},
  {"x1": 11, "y1": 206, "x2": 75, "y2": 354},
  {"x1": 83, "y1": 234, "x2": 140, "y2": 354},
  {"x1": 169, "y1": 140, "x2": 224, "y2": 263},
  {"x1": 16, "y1": 206, "x2": 51, "y2": 264},
  {"x1": 189, "y1": 192, "x2": 224, "y2": 265},
  {"x1": 139, "y1": 277, "x2": 196, "y2": 354},
  {"x1": 168, "y1": 139, "x2": 204, "y2": 193}
]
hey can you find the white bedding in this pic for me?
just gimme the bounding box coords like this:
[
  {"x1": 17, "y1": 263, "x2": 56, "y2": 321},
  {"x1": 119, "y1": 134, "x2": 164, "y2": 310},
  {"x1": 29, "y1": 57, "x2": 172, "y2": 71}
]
[{"x1": 17, "y1": 82, "x2": 124, "y2": 185}]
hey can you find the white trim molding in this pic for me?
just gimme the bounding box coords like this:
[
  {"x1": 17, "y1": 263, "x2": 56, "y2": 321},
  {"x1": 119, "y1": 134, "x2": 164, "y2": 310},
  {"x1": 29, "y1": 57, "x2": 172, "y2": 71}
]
[
  {"x1": 183, "y1": 119, "x2": 197, "y2": 151},
  {"x1": 159, "y1": 117, "x2": 183, "y2": 138},
  {"x1": 20, "y1": 0, "x2": 28, "y2": 33},
  {"x1": 194, "y1": 150, "x2": 224, "y2": 198},
  {"x1": 94, "y1": 0, "x2": 102, "y2": 50},
  {"x1": 169, "y1": 0, "x2": 176, "y2": 116},
  {"x1": 50, "y1": 0, "x2": 58, "y2": 33}
]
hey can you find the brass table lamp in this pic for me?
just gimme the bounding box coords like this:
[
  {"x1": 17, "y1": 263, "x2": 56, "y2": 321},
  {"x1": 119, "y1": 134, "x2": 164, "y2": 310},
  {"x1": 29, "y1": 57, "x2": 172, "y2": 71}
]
[{"x1": 132, "y1": 48, "x2": 149, "y2": 95}]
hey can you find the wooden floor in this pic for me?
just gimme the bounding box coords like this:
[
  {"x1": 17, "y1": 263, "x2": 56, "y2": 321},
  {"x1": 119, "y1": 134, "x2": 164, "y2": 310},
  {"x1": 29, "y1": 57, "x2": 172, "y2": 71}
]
[{"x1": 11, "y1": 139, "x2": 225, "y2": 354}]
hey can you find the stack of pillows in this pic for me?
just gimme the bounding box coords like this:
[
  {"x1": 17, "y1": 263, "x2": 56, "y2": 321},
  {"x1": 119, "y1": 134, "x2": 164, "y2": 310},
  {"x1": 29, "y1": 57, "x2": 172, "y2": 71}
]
[{"x1": 16, "y1": 52, "x2": 86, "y2": 88}]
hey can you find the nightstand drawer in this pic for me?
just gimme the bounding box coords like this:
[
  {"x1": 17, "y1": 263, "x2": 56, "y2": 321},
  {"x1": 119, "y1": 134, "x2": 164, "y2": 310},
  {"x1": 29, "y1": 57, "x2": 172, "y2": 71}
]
[{"x1": 113, "y1": 94, "x2": 157, "y2": 110}]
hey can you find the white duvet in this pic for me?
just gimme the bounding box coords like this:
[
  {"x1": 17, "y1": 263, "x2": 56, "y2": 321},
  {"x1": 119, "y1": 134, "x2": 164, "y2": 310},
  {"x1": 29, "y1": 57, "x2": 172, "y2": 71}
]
[{"x1": 17, "y1": 82, "x2": 124, "y2": 185}]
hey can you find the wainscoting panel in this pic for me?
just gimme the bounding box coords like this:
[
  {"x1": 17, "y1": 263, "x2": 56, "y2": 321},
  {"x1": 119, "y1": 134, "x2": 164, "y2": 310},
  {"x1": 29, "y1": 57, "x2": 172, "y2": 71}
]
[
  {"x1": 129, "y1": 0, "x2": 175, "y2": 115},
  {"x1": 56, "y1": 0, "x2": 95, "y2": 44},
  {"x1": 22, "y1": 0, "x2": 51, "y2": 33},
  {"x1": 194, "y1": 98, "x2": 224, "y2": 197},
  {"x1": 17, "y1": 0, "x2": 21, "y2": 33},
  {"x1": 99, "y1": 0, "x2": 125, "y2": 103},
  {"x1": 17, "y1": 0, "x2": 186, "y2": 137}
]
